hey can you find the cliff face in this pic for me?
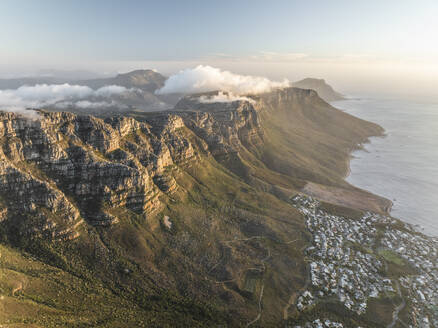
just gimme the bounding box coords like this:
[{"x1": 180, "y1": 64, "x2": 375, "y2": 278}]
[
  {"x1": 173, "y1": 95, "x2": 264, "y2": 156},
  {"x1": 0, "y1": 87, "x2": 386, "y2": 242},
  {"x1": 0, "y1": 111, "x2": 196, "y2": 240},
  {"x1": 0, "y1": 87, "x2": 392, "y2": 327}
]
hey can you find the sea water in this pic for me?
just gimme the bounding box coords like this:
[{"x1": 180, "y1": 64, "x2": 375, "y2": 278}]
[{"x1": 333, "y1": 98, "x2": 438, "y2": 236}]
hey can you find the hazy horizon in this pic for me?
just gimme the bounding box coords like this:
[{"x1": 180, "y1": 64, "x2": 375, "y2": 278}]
[
  {"x1": 1, "y1": 2, "x2": 438, "y2": 326},
  {"x1": 1, "y1": 0, "x2": 437, "y2": 102}
]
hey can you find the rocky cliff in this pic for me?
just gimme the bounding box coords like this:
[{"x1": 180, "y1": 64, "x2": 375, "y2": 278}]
[
  {"x1": 0, "y1": 87, "x2": 386, "y2": 242},
  {"x1": 0, "y1": 110, "x2": 198, "y2": 241},
  {"x1": 0, "y1": 87, "x2": 393, "y2": 327}
]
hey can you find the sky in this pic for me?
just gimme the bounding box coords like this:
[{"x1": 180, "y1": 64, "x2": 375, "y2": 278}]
[{"x1": 1, "y1": 0, "x2": 437, "y2": 100}]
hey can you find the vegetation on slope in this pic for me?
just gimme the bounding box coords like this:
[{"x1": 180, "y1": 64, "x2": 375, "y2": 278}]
[{"x1": 0, "y1": 88, "x2": 403, "y2": 327}]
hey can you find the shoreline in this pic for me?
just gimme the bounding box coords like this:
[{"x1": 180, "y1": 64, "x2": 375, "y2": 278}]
[
  {"x1": 345, "y1": 137, "x2": 394, "y2": 214},
  {"x1": 338, "y1": 98, "x2": 438, "y2": 237},
  {"x1": 334, "y1": 95, "x2": 395, "y2": 214},
  {"x1": 338, "y1": 100, "x2": 438, "y2": 237},
  {"x1": 301, "y1": 125, "x2": 393, "y2": 217}
]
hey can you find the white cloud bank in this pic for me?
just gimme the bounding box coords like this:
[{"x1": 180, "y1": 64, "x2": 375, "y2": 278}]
[
  {"x1": 198, "y1": 91, "x2": 255, "y2": 104},
  {"x1": 156, "y1": 65, "x2": 290, "y2": 96},
  {"x1": 0, "y1": 84, "x2": 128, "y2": 114}
]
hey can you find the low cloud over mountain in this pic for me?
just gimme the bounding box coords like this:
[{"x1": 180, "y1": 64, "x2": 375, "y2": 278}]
[
  {"x1": 156, "y1": 65, "x2": 290, "y2": 95},
  {"x1": 0, "y1": 83, "x2": 128, "y2": 113},
  {"x1": 198, "y1": 91, "x2": 255, "y2": 104}
]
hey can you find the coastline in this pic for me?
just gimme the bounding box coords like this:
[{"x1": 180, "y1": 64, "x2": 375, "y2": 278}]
[
  {"x1": 301, "y1": 125, "x2": 393, "y2": 216},
  {"x1": 337, "y1": 98, "x2": 438, "y2": 237},
  {"x1": 302, "y1": 99, "x2": 394, "y2": 216},
  {"x1": 345, "y1": 151, "x2": 394, "y2": 214},
  {"x1": 333, "y1": 98, "x2": 394, "y2": 214},
  {"x1": 345, "y1": 136, "x2": 394, "y2": 214},
  {"x1": 337, "y1": 97, "x2": 438, "y2": 237}
]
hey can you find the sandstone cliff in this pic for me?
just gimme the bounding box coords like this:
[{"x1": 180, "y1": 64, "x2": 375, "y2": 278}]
[
  {"x1": 0, "y1": 87, "x2": 386, "y2": 242},
  {"x1": 0, "y1": 87, "x2": 392, "y2": 327},
  {"x1": 0, "y1": 110, "x2": 197, "y2": 241}
]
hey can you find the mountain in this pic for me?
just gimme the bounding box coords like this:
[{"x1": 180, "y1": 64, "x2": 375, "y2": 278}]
[
  {"x1": 292, "y1": 78, "x2": 345, "y2": 102},
  {"x1": 79, "y1": 69, "x2": 166, "y2": 92},
  {"x1": 75, "y1": 70, "x2": 178, "y2": 111},
  {"x1": 0, "y1": 69, "x2": 166, "y2": 91},
  {"x1": 0, "y1": 88, "x2": 434, "y2": 327},
  {"x1": 0, "y1": 70, "x2": 181, "y2": 113}
]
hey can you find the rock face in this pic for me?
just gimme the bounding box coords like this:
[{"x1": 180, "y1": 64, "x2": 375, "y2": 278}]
[
  {"x1": 0, "y1": 86, "x2": 394, "y2": 327},
  {"x1": 174, "y1": 94, "x2": 264, "y2": 156},
  {"x1": 0, "y1": 111, "x2": 195, "y2": 240},
  {"x1": 0, "y1": 87, "x2": 381, "y2": 241}
]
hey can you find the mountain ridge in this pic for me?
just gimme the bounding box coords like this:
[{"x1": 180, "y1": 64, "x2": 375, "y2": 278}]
[{"x1": 0, "y1": 86, "x2": 420, "y2": 327}]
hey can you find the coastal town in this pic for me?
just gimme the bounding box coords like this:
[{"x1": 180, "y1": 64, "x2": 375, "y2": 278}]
[
  {"x1": 291, "y1": 194, "x2": 438, "y2": 328},
  {"x1": 293, "y1": 319, "x2": 345, "y2": 328}
]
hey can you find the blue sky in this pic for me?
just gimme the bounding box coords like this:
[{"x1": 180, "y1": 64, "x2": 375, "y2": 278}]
[
  {"x1": 1, "y1": 0, "x2": 436, "y2": 61},
  {"x1": 0, "y1": 0, "x2": 437, "y2": 99}
]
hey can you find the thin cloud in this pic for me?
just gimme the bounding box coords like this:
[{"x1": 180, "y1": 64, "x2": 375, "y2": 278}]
[
  {"x1": 252, "y1": 51, "x2": 308, "y2": 62},
  {"x1": 204, "y1": 51, "x2": 309, "y2": 63}
]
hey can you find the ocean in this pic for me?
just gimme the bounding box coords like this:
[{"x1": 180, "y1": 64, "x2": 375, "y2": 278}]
[{"x1": 332, "y1": 98, "x2": 438, "y2": 237}]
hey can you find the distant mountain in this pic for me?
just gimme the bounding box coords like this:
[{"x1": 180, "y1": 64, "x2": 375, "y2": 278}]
[
  {"x1": 79, "y1": 69, "x2": 166, "y2": 92},
  {"x1": 0, "y1": 72, "x2": 343, "y2": 114},
  {"x1": 0, "y1": 69, "x2": 181, "y2": 113},
  {"x1": 0, "y1": 69, "x2": 166, "y2": 91},
  {"x1": 292, "y1": 78, "x2": 344, "y2": 102},
  {"x1": 36, "y1": 69, "x2": 104, "y2": 80}
]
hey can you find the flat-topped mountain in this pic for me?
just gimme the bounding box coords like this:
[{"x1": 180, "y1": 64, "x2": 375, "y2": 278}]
[
  {"x1": 292, "y1": 77, "x2": 345, "y2": 102},
  {"x1": 0, "y1": 69, "x2": 166, "y2": 91},
  {"x1": 80, "y1": 69, "x2": 166, "y2": 92},
  {"x1": 1, "y1": 86, "x2": 432, "y2": 328}
]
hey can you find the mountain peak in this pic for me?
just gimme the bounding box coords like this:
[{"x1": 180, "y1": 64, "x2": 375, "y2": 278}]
[
  {"x1": 113, "y1": 69, "x2": 166, "y2": 91},
  {"x1": 116, "y1": 69, "x2": 162, "y2": 78},
  {"x1": 292, "y1": 78, "x2": 344, "y2": 102}
]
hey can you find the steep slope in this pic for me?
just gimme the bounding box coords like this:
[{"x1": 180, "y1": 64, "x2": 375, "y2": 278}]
[
  {"x1": 0, "y1": 87, "x2": 400, "y2": 327},
  {"x1": 168, "y1": 89, "x2": 389, "y2": 213},
  {"x1": 256, "y1": 88, "x2": 390, "y2": 212}
]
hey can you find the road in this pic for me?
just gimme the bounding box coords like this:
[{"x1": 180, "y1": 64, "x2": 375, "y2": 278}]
[{"x1": 387, "y1": 281, "x2": 407, "y2": 328}]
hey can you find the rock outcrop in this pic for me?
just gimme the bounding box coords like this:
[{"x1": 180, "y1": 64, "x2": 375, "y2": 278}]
[
  {"x1": 173, "y1": 94, "x2": 264, "y2": 156},
  {"x1": 0, "y1": 111, "x2": 196, "y2": 240}
]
